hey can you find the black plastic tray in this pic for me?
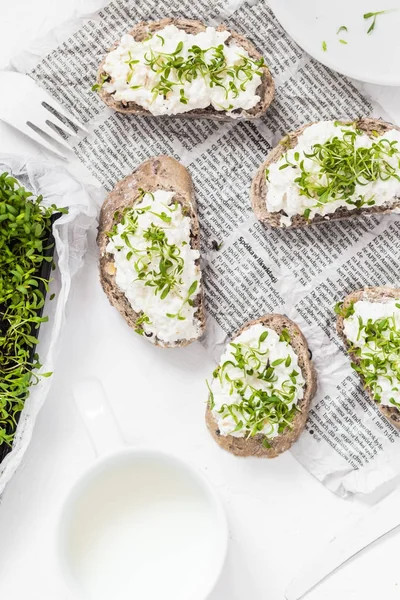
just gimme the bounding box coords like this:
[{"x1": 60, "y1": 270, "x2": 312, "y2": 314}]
[{"x1": 0, "y1": 214, "x2": 59, "y2": 464}]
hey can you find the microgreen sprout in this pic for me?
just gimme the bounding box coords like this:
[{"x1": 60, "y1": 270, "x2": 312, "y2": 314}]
[
  {"x1": 336, "y1": 25, "x2": 349, "y2": 44},
  {"x1": 125, "y1": 52, "x2": 140, "y2": 69},
  {"x1": 280, "y1": 124, "x2": 400, "y2": 211},
  {"x1": 208, "y1": 329, "x2": 304, "y2": 438},
  {"x1": 206, "y1": 379, "x2": 215, "y2": 410},
  {"x1": 122, "y1": 39, "x2": 264, "y2": 105},
  {"x1": 135, "y1": 313, "x2": 151, "y2": 336},
  {"x1": 335, "y1": 301, "x2": 355, "y2": 318},
  {"x1": 179, "y1": 88, "x2": 189, "y2": 105},
  {"x1": 279, "y1": 328, "x2": 291, "y2": 343},
  {"x1": 364, "y1": 10, "x2": 390, "y2": 34},
  {"x1": 344, "y1": 306, "x2": 400, "y2": 408},
  {"x1": 280, "y1": 135, "x2": 292, "y2": 150},
  {"x1": 0, "y1": 173, "x2": 65, "y2": 450},
  {"x1": 166, "y1": 280, "x2": 198, "y2": 320},
  {"x1": 108, "y1": 191, "x2": 200, "y2": 336},
  {"x1": 91, "y1": 72, "x2": 110, "y2": 92}
]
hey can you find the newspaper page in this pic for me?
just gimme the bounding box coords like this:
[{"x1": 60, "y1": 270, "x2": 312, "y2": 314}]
[{"x1": 11, "y1": 0, "x2": 400, "y2": 497}]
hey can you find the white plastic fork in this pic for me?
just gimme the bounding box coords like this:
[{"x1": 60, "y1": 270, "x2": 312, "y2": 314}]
[{"x1": 0, "y1": 71, "x2": 88, "y2": 159}]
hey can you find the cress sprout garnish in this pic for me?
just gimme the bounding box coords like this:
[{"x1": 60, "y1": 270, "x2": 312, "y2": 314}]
[
  {"x1": 278, "y1": 123, "x2": 400, "y2": 214},
  {"x1": 335, "y1": 301, "x2": 355, "y2": 318},
  {"x1": 322, "y1": 40, "x2": 327, "y2": 51},
  {"x1": 364, "y1": 10, "x2": 389, "y2": 34},
  {"x1": 279, "y1": 135, "x2": 292, "y2": 150},
  {"x1": 107, "y1": 190, "x2": 199, "y2": 336},
  {"x1": 166, "y1": 280, "x2": 198, "y2": 321},
  {"x1": 207, "y1": 328, "x2": 304, "y2": 438},
  {"x1": 91, "y1": 73, "x2": 110, "y2": 92},
  {"x1": 0, "y1": 173, "x2": 66, "y2": 449},
  {"x1": 143, "y1": 41, "x2": 265, "y2": 104},
  {"x1": 344, "y1": 305, "x2": 400, "y2": 409},
  {"x1": 336, "y1": 25, "x2": 348, "y2": 44},
  {"x1": 97, "y1": 34, "x2": 265, "y2": 106}
]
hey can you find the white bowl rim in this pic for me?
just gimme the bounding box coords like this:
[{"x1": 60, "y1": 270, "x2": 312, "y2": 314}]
[
  {"x1": 268, "y1": 0, "x2": 400, "y2": 86},
  {"x1": 57, "y1": 447, "x2": 229, "y2": 600}
]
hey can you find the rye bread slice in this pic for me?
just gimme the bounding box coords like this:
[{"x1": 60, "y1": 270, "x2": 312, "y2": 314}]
[
  {"x1": 337, "y1": 286, "x2": 400, "y2": 430},
  {"x1": 96, "y1": 18, "x2": 274, "y2": 120},
  {"x1": 251, "y1": 118, "x2": 400, "y2": 228},
  {"x1": 206, "y1": 314, "x2": 317, "y2": 458},
  {"x1": 97, "y1": 156, "x2": 205, "y2": 348}
]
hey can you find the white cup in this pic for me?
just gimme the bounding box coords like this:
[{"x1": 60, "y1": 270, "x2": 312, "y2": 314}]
[{"x1": 57, "y1": 380, "x2": 228, "y2": 600}]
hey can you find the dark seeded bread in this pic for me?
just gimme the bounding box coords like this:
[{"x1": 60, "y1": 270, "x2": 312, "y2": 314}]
[
  {"x1": 97, "y1": 18, "x2": 274, "y2": 120},
  {"x1": 251, "y1": 118, "x2": 400, "y2": 228},
  {"x1": 206, "y1": 314, "x2": 317, "y2": 458},
  {"x1": 97, "y1": 156, "x2": 205, "y2": 348},
  {"x1": 337, "y1": 286, "x2": 400, "y2": 430}
]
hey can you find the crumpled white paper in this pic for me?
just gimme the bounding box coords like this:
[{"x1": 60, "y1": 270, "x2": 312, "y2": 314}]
[{"x1": 0, "y1": 154, "x2": 100, "y2": 495}]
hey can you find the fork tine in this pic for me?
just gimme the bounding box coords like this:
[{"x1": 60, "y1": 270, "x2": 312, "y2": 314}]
[
  {"x1": 36, "y1": 103, "x2": 77, "y2": 139},
  {"x1": 24, "y1": 122, "x2": 67, "y2": 159},
  {"x1": 44, "y1": 118, "x2": 78, "y2": 143},
  {"x1": 45, "y1": 115, "x2": 78, "y2": 139},
  {"x1": 41, "y1": 103, "x2": 80, "y2": 137},
  {"x1": 40, "y1": 91, "x2": 89, "y2": 133},
  {"x1": 0, "y1": 73, "x2": 81, "y2": 160},
  {"x1": 41, "y1": 122, "x2": 74, "y2": 151}
]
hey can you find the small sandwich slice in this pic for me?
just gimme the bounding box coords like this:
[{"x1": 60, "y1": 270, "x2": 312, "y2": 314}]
[
  {"x1": 94, "y1": 18, "x2": 274, "y2": 120},
  {"x1": 206, "y1": 315, "x2": 316, "y2": 458},
  {"x1": 251, "y1": 118, "x2": 400, "y2": 228},
  {"x1": 336, "y1": 287, "x2": 400, "y2": 429},
  {"x1": 97, "y1": 156, "x2": 205, "y2": 348}
]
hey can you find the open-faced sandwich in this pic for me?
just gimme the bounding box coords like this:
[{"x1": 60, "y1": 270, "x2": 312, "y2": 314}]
[
  {"x1": 206, "y1": 315, "x2": 316, "y2": 457},
  {"x1": 94, "y1": 18, "x2": 274, "y2": 120},
  {"x1": 336, "y1": 287, "x2": 400, "y2": 429},
  {"x1": 251, "y1": 118, "x2": 400, "y2": 228},
  {"x1": 97, "y1": 156, "x2": 205, "y2": 348}
]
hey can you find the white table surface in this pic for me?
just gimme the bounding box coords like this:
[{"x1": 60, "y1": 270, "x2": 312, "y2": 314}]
[{"x1": 1, "y1": 1, "x2": 400, "y2": 599}]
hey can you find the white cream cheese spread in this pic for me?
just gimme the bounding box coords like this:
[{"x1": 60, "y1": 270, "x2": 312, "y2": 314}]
[
  {"x1": 343, "y1": 299, "x2": 400, "y2": 408},
  {"x1": 208, "y1": 323, "x2": 305, "y2": 439},
  {"x1": 100, "y1": 25, "x2": 263, "y2": 116},
  {"x1": 106, "y1": 190, "x2": 201, "y2": 344},
  {"x1": 266, "y1": 121, "x2": 400, "y2": 225}
]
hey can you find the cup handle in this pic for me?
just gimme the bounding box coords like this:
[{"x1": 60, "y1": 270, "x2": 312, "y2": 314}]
[{"x1": 72, "y1": 378, "x2": 125, "y2": 457}]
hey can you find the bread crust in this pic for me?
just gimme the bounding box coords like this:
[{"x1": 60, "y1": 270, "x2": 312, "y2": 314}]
[
  {"x1": 336, "y1": 286, "x2": 400, "y2": 430},
  {"x1": 251, "y1": 118, "x2": 400, "y2": 228},
  {"x1": 97, "y1": 156, "x2": 205, "y2": 348},
  {"x1": 206, "y1": 314, "x2": 317, "y2": 457},
  {"x1": 97, "y1": 18, "x2": 274, "y2": 120}
]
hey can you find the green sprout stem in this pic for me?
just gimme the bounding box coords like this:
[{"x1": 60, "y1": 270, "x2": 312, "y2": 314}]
[
  {"x1": 345, "y1": 305, "x2": 400, "y2": 408},
  {"x1": 207, "y1": 328, "x2": 303, "y2": 438},
  {"x1": 364, "y1": 10, "x2": 390, "y2": 34},
  {"x1": 108, "y1": 192, "x2": 199, "y2": 336},
  {"x1": 95, "y1": 37, "x2": 265, "y2": 106},
  {"x1": 0, "y1": 173, "x2": 66, "y2": 449},
  {"x1": 279, "y1": 123, "x2": 400, "y2": 217}
]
